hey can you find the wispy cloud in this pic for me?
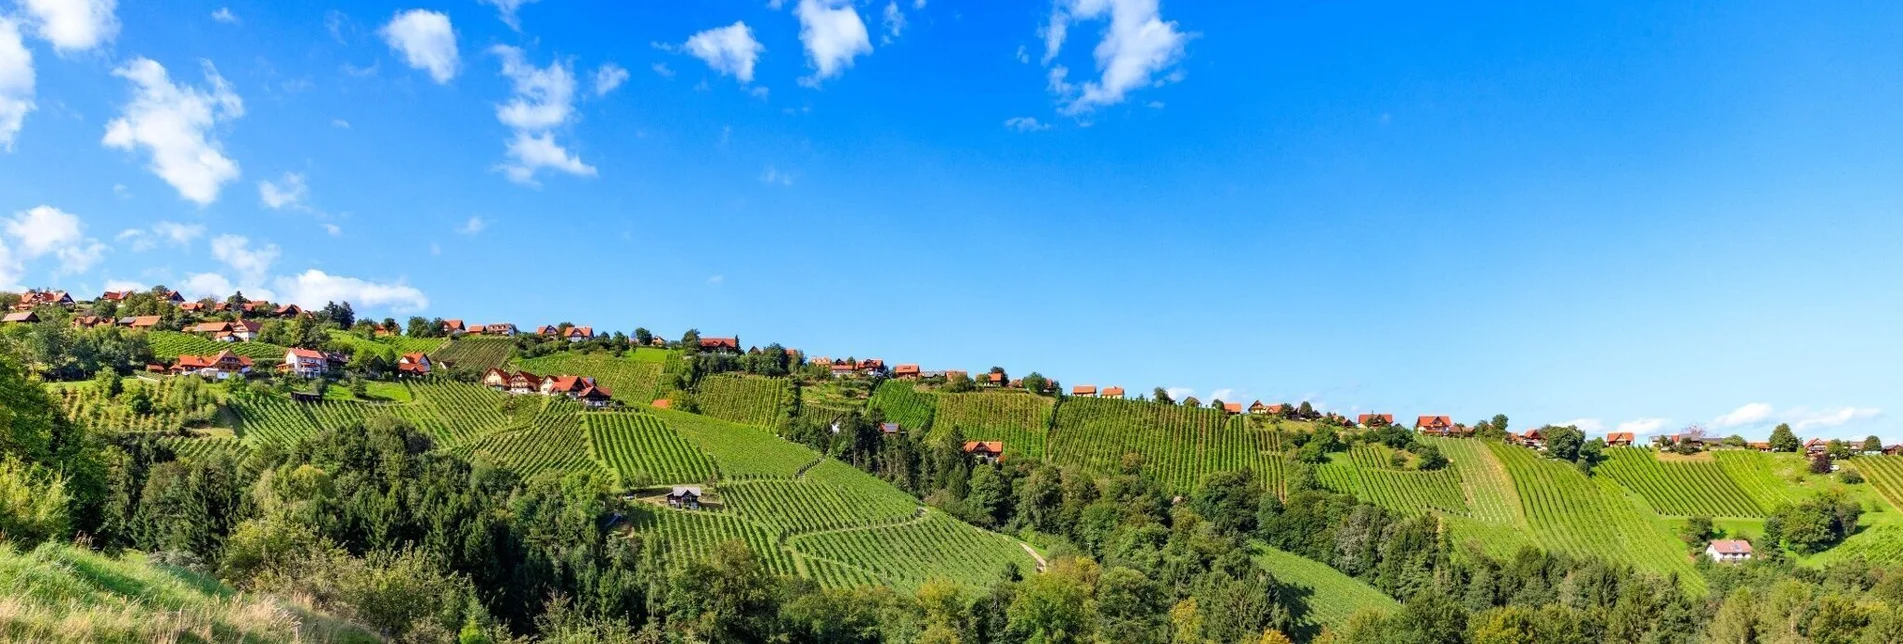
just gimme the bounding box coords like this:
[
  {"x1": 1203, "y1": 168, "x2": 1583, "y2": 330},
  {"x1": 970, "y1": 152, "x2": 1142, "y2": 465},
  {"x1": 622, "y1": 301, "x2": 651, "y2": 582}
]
[
  {"x1": 458, "y1": 216, "x2": 486, "y2": 235},
  {"x1": 1004, "y1": 116, "x2": 1049, "y2": 132},
  {"x1": 1039, "y1": 0, "x2": 1193, "y2": 115}
]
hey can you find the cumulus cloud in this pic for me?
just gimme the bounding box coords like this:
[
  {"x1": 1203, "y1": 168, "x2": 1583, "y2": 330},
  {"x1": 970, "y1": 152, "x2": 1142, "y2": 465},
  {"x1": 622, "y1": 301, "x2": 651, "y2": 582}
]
[
  {"x1": 117, "y1": 220, "x2": 204, "y2": 251},
  {"x1": 258, "y1": 172, "x2": 308, "y2": 210},
  {"x1": 1004, "y1": 116, "x2": 1049, "y2": 132},
  {"x1": 211, "y1": 7, "x2": 238, "y2": 25},
  {"x1": 1040, "y1": 0, "x2": 1191, "y2": 115},
  {"x1": 683, "y1": 22, "x2": 764, "y2": 84},
  {"x1": 209, "y1": 234, "x2": 278, "y2": 284},
  {"x1": 101, "y1": 58, "x2": 244, "y2": 205},
  {"x1": 593, "y1": 62, "x2": 628, "y2": 96},
  {"x1": 1164, "y1": 387, "x2": 1193, "y2": 402},
  {"x1": 0, "y1": 18, "x2": 34, "y2": 151},
  {"x1": 380, "y1": 9, "x2": 458, "y2": 84},
  {"x1": 19, "y1": 0, "x2": 119, "y2": 53},
  {"x1": 760, "y1": 165, "x2": 794, "y2": 186},
  {"x1": 273, "y1": 269, "x2": 428, "y2": 313},
  {"x1": 478, "y1": 0, "x2": 539, "y2": 30},
  {"x1": 4, "y1": 205, "x2": 105, "y2": 273},
  {"x1": 795, "y1": 0, "x2": 871, "y2": 86},
  {"x1": 491, "y1": 46, "x2": 594, "y2": 185},
  {"x1": 1615, "y1": 418, "x2": 1668, "y2": 435},
  {"x1": 180, "y1": 272, "x2": 235, "y2": 299},
  {"x1": 651, "y1": 62, "x2": 675, "y2": 78},
  {"x1": 457, "y1": 216, "x2": 486, "y2": 235},
  {"x1": 1712, "y1": 403, "x2": 1774, "y2": 428}
]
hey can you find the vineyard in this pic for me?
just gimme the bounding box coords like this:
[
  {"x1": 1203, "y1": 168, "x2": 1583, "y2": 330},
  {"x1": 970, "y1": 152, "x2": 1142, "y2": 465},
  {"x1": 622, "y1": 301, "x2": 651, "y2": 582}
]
[
  {"x1": 1714, "y1": 450, "x2": 1814, "y2": 511},
  {"x1": 1597, "y1": 449, "x2": 1765, "y2": 517},
  {"x1": 1854, "y1": 456, "x2": 1903, "y2": 511},
  {"x1": 146, "y1": 331, "x2": 287, "y2": 361},
  {"x1": 1316, "y1": 446, "x2": 1469, "y2": 516},
  {"x1": 1487, "y1": 442, "x2": 1702, "y2": 591},
  {"x1": 1047, "y1": 397, "x2": 1285, "y2": 493},
  {"x1": 430, "y1": 337, "x2": 514, "y2": 370},
  {"x1": 693, "y1": 375, "x2": 791, "y2": 428},
  {"x1": 52, "y1": 377, "x2": 219, "y2": 433},
  {"x1": 866, "y1": 380, "x2": 935, "y2": 431},
  {"x1": 931, "y1": 392, "x2": 1054, "y2": 460},
  {"x1": 518, "y1": 352, "x2": 666, "y2": 404},
  {"x1": 1253, "y1": 544, "x2": 1399, "y2": 631},
  {"x1": 403, "y1": 382, "x2": 525, "y2": 448},
  {"x1": 159, "y1": 435, "x2": 249, "y2": 460},
  {"x1": 652, "y1": 408, "x2": 813, "y2": 480},
  {"x1": 1422, "y1": 437, "x2": 1523, "y2": 525},
  {"x1": 635, "y1": 509, "x2": 799, "y2": 577},
  {"x1": 454, "y1": 398, "x2": 604, "y2": 479},
  {"x1": 785, "y1": 511, "x2": 1038, "y2": 590},
  {"x1": 586, "y1": 412, "x2": 717, "y2": 486}
]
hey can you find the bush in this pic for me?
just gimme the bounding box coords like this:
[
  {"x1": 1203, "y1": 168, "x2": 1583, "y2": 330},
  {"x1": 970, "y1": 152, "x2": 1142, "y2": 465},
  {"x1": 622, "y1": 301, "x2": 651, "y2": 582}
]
[
  {"x1": 1841, "y1": 468, "x2": 1865, "y2": 484},
  {"x1": 0, "y1": 459, "x2": 70, "y2": 545}
]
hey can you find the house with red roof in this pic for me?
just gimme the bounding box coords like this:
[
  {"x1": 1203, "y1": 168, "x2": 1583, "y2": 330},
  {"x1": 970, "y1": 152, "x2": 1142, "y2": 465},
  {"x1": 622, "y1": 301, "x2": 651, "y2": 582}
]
[
  {"x1": 191, "y1": 319, "x2": 261, "y2": 342},
  {"x1": 14, "y1": 289, "x2": 74, "y2": 310},
  {"x1": 1606, "y1": 432, "x2": 1636, "y2": 447},
  {"x1": 1249, "y1": 401, "x2": 1285, "y2": 415},
  {"x1": 397, "y1": 352, "x2": 432, "y2": 377},
  {"x1": 70, "y1": 315, "x2": 109, "y2": 329},
  {"x1": 893, "y1": 364, "x2": 921, "y2": 380},
  {"x1": 98, "y1": 290, "x2": 132, "y2": 302},
  {"x1": 171, "y1": 350, "x2": 253, "y2": 379},
  {"x1": 1357, "y1": 413, "x2": 1395, "y2": 427},
  {"x1": 1222, "y1": 401, "x2": 1243, "y2": 414},
  {"x1": 1101, "y1": 386, "x2": 1125, "y2": 400},
  {"x1": 962, "y1": 441, "x2": 1004, "y2": 464},
  {"x1": 282, "y1": 348, "x2": 329, "y2": 378},
  {"x1": 1416, "y1": 415, "x2": 1457, "y2": 436},
  {"x1": 442, "y1": 319, "x2": 466, "y2": 335},
  {"x1": 698, "y1": 337, "x2": 740, "y2": 353},
  {"x1": 1071, "y1": 385, "x2": 1098, "y2": 397},
  {"x1": 1520, "y1": 428, "x2": 1547, "y2": 449},
  {"x1": 120, "y1": 315, "x2": 163, "y2": 330},
  {"x1": 1705, "y1": 539, "x2": 1753, "y2": 563}
]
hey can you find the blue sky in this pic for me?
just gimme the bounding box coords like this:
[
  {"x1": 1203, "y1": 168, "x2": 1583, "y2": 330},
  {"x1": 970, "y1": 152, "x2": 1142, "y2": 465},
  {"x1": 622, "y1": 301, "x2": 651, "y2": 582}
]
[{"x1": 0, "y1": 0, "x2": 1898, "y2": 440}]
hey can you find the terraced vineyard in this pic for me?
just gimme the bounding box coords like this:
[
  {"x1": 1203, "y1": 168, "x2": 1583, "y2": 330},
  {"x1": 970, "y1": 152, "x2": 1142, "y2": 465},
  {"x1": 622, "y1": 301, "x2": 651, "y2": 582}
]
[
  {"x1": 652, "y1": 408, "x2": 813, "y2": 480},
  {"x1": 693, "y1": 375, "x2": 790, "y2": 428},
  {"x1": 867, "y1": 380, "x2": 935, "y2": 431},
  {"x1": 377, "y1": 335, "x2": 449, "y2": 355},
  {"x1": 406, "y1": 382, "x2": 526, "y2": 448},
  {"x1": 931, "y1": 391, "x2": 1054, "y2": 459},
  {"x1": 1254, "y1": 544, "x2": 1399, "y2": 631},
  {"x1": 786, "y1": 511, "x2": 1038, "y2": 590},
  {"x1": 1048, "y1": 397, "x2": 1285, "y2": 493},
  {"x1": 147, "y1": 330, "x2": 287, "y2": 360},
  {"x1": 586, "y1": 412, "x2": 716, "y2": 486},
  {"x1": 52, "y1": 377, "x2": 219, "y2": 433},
  {"x1": 1423, "y1": 437, "x2": 1523, "y2": 525},
  {"x1": 637, "y1": 509, "x2": 799, "y2": 577},
  {"x1": 1316, "y1": 446, "x2": 1469, "y2": 516},
  {"x1": 1853, "y1": 456, "x2": 1903, "y2": 512},
  {"x1": 518, "y1": 352, "x2": 666, "y2": 404},
  {"x1": 1598, "y1": 449, "x2": 1765, "y2": 517},
  {"x1": 431, "y1": 337, "x2": 514, "y2": 370},
  {"x1": 1487, "y1": 441, "x2": 1702, "y2": 591},
  {"x1": 723, "y1": 460, "x2": 920, "y2": 536},
  {"x1": 455, "y1": 398, "x2": 603, "y2": 479}
]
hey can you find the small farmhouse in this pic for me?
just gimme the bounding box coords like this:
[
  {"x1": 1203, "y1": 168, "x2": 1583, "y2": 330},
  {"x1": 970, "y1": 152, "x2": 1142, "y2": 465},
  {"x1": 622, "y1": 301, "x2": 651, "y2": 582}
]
[
  {"x1": 1706, "y1": 539, "x2": 1753, "y2": 563},
  {"x1": 666, "y1": 486, "x2": 704, "y2": 510},
  {"x1": 171, "y1": 351, "x2": 253, "y2": 379},
  {"x1": 282, "y1": 348, "x2": 328, "y2": 378},
  {"x1": 962, "y1": 441, "x2": 1004, "y2": 464}
]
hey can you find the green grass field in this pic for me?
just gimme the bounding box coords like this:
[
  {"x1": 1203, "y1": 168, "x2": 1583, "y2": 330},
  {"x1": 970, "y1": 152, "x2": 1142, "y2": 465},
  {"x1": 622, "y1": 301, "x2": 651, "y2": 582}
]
[
  {"x1": 931, "y1": 391, "x2": 1054, "y2": 460},
  {"x1": 0, "y1": 542, "x2": 377, "y2": 642},
  {"x1": 1253, "y1": 544, "x2": 1400, "y2": 632},
  {"x1": 518, "y1": 351, "x2": 668, "y2": 403}
]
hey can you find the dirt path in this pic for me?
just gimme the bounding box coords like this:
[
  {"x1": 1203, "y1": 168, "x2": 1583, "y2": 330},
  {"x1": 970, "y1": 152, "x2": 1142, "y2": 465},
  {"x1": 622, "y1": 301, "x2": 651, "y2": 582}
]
[{"x1": 1020, "y1": 543, "x2": 1048, "y2": 571}]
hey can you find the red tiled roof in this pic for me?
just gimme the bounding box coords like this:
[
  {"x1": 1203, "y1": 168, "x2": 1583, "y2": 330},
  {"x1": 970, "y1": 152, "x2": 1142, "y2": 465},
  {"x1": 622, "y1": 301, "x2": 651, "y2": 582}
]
[
  {"x1": 894, "y1": 364, "x2": 920, "y2": 375},
  {"x1": 1101, "y1": 387, "x2": 1125, "y2": 397},
  {"x1": 1417, "y1": 415, "x2": 1454, "y2": 429},
  {"x1": 699, "y1": 336, "x2": 739, "y2": 350},
  {"x1": 652, "y1": 398, "x2": 672, "y2": 409},
  {"x1": 962, "y1": 441, "x2": 1004, "y2": 454},
  {"x1": 287, "y1": 348, "x2": 324, "y2": 360},
  {"x1": 1223, "y1": 402, "x2": 1243, "y2": 413},
  {"x1": 1607, "y1": 432, "x2": 1636, "y2": 443},
  {"x1": 1708, "y1": 539, "x2": 1752, "y2": 555},
  {"x1": 1357, "y1": 413, "x2": 1394, "y2": 424},
  {"x1": 1071, "y1": 385, "x2": 1097, "y2": 396}
]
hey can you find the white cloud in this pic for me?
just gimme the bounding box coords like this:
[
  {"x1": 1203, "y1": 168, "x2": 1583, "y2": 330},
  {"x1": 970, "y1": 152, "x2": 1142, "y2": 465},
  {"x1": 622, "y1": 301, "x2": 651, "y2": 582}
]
[
  {"x1": 1712, "y1": 403, "x2": 1774, "y2": 428},
  {"x1": 0, "y1": 18, "x2": 34, "y2": 151},
  {"x1": 380, "y1": 9, "x2": 458, "y2": 84},
  {"x1": 706, "y1": 274, "x2": 724, "y2": 286},
  {"x1": 1004, "y1": 116, "x2": 1049, "y2": 132},
  {"x1": 1615, "y1": 418, "x2": 1668, "y2": 436},
  {"x1": 1040, "y1": 0, "x2": 1191, "y2": 115},
  {"x1": 101, "y1": 58, "x2": 244, "y2": 205},
  {"x1": 4, "y1": 205, "x2": 104, "y2": 273},
  {"x1": 1208, "y1": 388, "x2": 1234, "y2": 402},
  {"x1": 499, "y1": 130, "x2": 595, "y2": 185},
  {"x1": 491, "y1": 46, "x2": 593, "y2": 185},
  {"x1": 321, "y1": 223, "x2": 341, "y2": 236},
  {"x1": 258, "y1": 172, "x2": 308, "y2": 210},
  {"x1": 1555, "y1": 418, "x2": 1605, "y2": 433},
  {"x1": 760, "y1": 165, "x2": 794, "y2": 186},
  {"x1": 881, "y1": 1, "x2": 905, "y2": 44},
  {"x1": 331, "y1": 118, "x2": 350, "y2": 129},
  {"x1": 102, "y1": 278, "x2": 141, "y2": 292},
  {"x1": 652, "y1": 62, "x2": 675, "y2": 78},
  {"x1": 19, "y1": 0, "x2": 119, "y2": 53},
  {"x1": 457, "y1": 216, "x2": 486, "y2": 235},
  {"x1": 118, "y1": 220, "x2": 204, "y2": 251},
  {"x1": 683, "y1": 21, "x2": 764, "y2": 84},
  {"x1": 593, "y1": 62, "x2": 628, "y2": 96},
  {"x1": 478, "y1": 0, "x2": 538, "y2": 30},
  {"x1": 209, "y1": 234, "x2": 278, "y2": 283},
  {"x1": 210, "y1": 7, "x2": 238, "y2": 25},
  {"x1": 180, "y1": 272, "x2": 233, "y2": 299},
  {"x1": 273, "y1": 269, "x2": 427, "y2": 313},
  {"x1": 1164, "y1": 387, "x2": 1193, "y2": 401},
  {"x1": 795, "y1": 0, "x2": 871, "y2": 86},
  {"x1": 1788, "y1": 407, "x2": 1883, "y2": 431}
]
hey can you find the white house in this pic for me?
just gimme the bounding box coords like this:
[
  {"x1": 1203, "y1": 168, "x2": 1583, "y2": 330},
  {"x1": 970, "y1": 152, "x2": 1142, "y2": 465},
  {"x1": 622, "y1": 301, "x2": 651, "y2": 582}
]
[
  {"x1": 1705, "y1": 539, "x2": 1753, "y2": 563},
  {"x1": 283, "y1": 348, "x2": 328, "y2": 378}
]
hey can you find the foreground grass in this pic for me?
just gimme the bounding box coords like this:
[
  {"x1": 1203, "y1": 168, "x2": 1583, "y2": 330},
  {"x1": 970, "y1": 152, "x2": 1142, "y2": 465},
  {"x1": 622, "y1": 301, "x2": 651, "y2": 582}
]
[{"x1": 0, "y1": 542, "x2": 378, "y2": 643}]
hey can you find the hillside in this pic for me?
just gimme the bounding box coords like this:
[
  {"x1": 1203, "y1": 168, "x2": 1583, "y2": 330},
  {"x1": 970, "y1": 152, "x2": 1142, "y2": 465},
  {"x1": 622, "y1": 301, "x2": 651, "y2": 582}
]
[
  {"x1": 0, "y1": 542, "x2": 377, "y2": 642},
  {"x1": 1253, "y1": 544, "x2": 1400, "y2": 632}
]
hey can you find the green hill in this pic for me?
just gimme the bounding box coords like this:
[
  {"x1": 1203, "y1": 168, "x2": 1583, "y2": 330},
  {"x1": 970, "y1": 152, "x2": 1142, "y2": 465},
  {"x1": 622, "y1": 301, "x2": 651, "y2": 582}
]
[
  {"x1": 1254, "y1": 544, "x2": 1400, "y2": 632},
  {"x1": 0, "y1": 542, "x2": 377, "y2": 643}
]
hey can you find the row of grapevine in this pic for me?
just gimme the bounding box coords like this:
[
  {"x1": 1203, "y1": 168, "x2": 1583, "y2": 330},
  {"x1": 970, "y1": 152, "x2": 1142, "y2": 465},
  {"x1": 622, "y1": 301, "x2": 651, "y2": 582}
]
[
  {"x1": 635, "y1": 509, "x2": 798, "y2": 577},
  {"x1": 407, "y1": 382, "x2": 525, "y2": 448},
  {"x1": 1253, "y1": 545, "x2": 1399, "y2": 631},
  {"x1": 1421, "y1": 437, "x2": 1523, "y2": 525},
  {"x1": 430, "y1": 337, "x2": 514, "y2": 370},
  {"x1": 786, "y1": 511, "x2": 1038, "y2": 590},
  {"x1": 1048, "y1": 397, "x2": 1280, "y2": 493},
  {"x1": 720, "y1": 479, "x2": 918, "y2": 536},
  {"x1": 52, "y1": 377, "x2": 219, "y2": 433},
  {"x1": 159, "y1": 436, "x2": 249, "y2": 461},
  {"x1": 693, "y1": 375, "x2": 790, "y2": 428},
  {"x1": 585, "y1": 412, "x2": 717, "y2": 486},
  {"x1": 517, "y1": 352, "x2": 667, "y2": 404},
  {"x1": 1487, "y1": 442, "x2": 1702, "y2": 592},
  {"x1": 866, "y1": 380, "x2": 935, "y2": 431},
  {"x1": 1597, "y1": 448, "x2": 1765, "y2": 517},
  {"x1": 147, "y1": 331, "x2": 287, "y2": 361},
  {"x1": 797, "y1": 555, "x2": 885, "y2": 589},
  {"x1": 1714, "y1": 450, "x2": 1811, "y2": 511},
  {"x1": 931, "y1": 392, "x2": 1053, "y2": 460},
  {"x1": 454, "y1": 400, "x2": 603, "y2": 480},
  {"x1": 1316, "y1": 452, "x2": 1469, "y2": 516},
  {"x1": 1851, "y1": 456, "x2": 1903, "y2": 512},
  {"x1": 651, "y1": 408, "x2": 814, "y2": 480}
]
